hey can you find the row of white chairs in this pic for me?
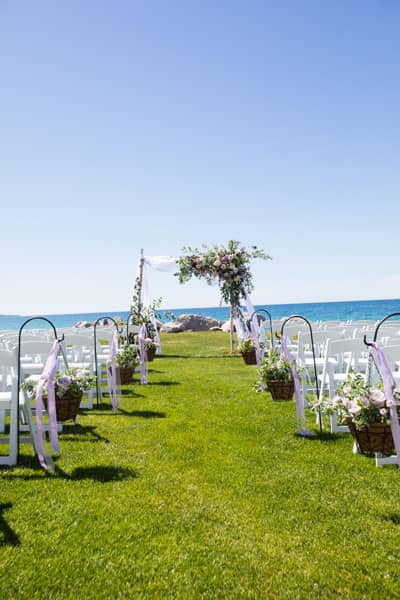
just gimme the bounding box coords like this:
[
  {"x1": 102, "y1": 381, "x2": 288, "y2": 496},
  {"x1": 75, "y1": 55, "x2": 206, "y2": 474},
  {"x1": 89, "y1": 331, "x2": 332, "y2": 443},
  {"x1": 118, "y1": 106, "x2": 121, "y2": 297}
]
[{"x1": 0, "y1": 324, "x2": 140, "y2": 466}]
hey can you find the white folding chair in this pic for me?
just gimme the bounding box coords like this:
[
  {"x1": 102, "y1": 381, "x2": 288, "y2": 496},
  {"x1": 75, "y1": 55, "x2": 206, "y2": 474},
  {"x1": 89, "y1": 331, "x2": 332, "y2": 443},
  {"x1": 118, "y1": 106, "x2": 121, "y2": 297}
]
[
  {"x1": 0, "y1": 349, "x2": 19, "y2": 466},
  {"x1": 318, "y1": 338, "x2": 366, "y2": 433}
]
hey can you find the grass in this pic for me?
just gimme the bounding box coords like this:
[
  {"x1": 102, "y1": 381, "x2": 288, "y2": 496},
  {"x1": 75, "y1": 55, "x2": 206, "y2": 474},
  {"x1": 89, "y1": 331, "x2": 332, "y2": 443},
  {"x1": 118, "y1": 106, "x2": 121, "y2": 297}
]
[{"x1": 1, "y1": 331, "x2": 400, "y2": 598}]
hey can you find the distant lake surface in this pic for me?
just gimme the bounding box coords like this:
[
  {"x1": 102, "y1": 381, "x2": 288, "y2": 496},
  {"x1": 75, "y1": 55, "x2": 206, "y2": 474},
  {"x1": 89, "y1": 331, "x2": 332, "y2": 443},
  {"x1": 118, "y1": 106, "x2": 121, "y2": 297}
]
[{"x1": 1, "y1": 298, "x2": 400, "y2": 330}]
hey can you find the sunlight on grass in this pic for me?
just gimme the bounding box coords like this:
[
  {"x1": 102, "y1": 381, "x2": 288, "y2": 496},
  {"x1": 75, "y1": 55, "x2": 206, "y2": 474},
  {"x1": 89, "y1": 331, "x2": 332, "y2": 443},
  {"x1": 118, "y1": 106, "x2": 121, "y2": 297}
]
[{"x1": 1, "y1": 332, "x2": 399, "y2": 598}]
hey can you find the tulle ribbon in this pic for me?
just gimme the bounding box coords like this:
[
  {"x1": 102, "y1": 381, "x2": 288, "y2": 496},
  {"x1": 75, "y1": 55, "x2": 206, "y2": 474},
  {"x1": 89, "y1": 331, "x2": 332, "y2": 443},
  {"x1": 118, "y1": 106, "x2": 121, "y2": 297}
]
[
  {"x1": 280, "y1": 336, "x2": 311, "y2": 436},
  {"x1": 35, "y1": 340, "x2": 60, "y2": 471},
  {"x1": 139, "y1": 324, "x2": 148, "y2": 384},
  {"x1": 371, "y1": 342, "x2": 400, "y2": 466},
  {"x1": 249, "y1": 314, "x2": 265, "y2": 391},
  {"x1": 107, "y1": 329, "x2": 119, "y2": 412}
]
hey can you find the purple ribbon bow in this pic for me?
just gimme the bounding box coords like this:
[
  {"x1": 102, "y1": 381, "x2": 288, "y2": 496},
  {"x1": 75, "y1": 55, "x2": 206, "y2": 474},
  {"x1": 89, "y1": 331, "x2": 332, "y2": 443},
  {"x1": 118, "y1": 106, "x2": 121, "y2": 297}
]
[{"x1": 106, "y1": 329, "x2": 119, "y2": 412}]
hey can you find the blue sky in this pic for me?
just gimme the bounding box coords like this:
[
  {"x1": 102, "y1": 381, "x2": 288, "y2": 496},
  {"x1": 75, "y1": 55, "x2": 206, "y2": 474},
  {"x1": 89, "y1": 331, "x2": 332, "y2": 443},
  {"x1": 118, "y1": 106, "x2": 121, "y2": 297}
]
[{"x1": 1, "y1": 1, "x2": 400, "y2": 314}]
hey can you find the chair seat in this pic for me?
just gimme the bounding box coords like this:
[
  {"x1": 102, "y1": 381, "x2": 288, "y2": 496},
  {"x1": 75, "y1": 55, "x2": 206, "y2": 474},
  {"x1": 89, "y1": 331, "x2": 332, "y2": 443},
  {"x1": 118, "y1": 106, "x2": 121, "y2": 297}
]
[
  {"x1": 20, "y1": 363, "x2": 45, "y2": 374},
  {"x1": 0, "y1": 391, "x2": 12, "y2": 405}
]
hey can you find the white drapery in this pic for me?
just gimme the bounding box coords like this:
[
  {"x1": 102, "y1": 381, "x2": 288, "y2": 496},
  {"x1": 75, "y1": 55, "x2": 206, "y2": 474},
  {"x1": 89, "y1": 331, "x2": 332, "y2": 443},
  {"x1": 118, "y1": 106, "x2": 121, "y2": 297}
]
[{"x1": 135, "y1": 256, "x2": 179, "y2": 353}]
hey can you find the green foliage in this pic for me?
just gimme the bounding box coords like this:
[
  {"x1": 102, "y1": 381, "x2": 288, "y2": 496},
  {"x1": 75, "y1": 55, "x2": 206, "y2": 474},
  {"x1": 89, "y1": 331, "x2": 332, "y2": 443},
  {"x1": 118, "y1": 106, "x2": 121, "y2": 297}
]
[
  {"x1": 3, "y1": 332, "x2": 400, "y2": 599},
  {"x1": 114, "y1": 344, "x2": 138, "y2": 369},
  {"x1": 176, "y1": 240, "x2": 271, "y2": 307},
  {"x1": 259, "y1": 347, "x2": 293, "y2": 382},
  {"x1": 237, "y1": 337, "x2": 256, "y2": 353},
  {"x1": 130, "y1": 276, "x2": 161, "y2": 339}
]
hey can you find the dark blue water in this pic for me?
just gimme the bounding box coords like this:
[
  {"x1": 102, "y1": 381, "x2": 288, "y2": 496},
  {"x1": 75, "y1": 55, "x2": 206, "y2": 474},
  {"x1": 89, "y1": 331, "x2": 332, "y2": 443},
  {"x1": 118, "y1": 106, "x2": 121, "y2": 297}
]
[{"x1": 1, "y1": 298, "x2": 400, "y2": 330}]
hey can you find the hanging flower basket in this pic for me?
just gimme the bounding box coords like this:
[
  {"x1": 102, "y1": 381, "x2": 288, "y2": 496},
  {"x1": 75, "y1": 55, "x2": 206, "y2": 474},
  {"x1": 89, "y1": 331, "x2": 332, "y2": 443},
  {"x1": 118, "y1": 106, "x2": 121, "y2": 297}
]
[
  {"x1": 346, "y1": 419, "x2": 395, "y2": 456},
  {"x1": 267, "y1": 379, "x2": 294, "y2": 401},
  {"x1": 44, "y1": 391, "x2": 83, "y2": 422},
  {"x1": 241, "y1": 348, "x2": 257, "y2": 365}
]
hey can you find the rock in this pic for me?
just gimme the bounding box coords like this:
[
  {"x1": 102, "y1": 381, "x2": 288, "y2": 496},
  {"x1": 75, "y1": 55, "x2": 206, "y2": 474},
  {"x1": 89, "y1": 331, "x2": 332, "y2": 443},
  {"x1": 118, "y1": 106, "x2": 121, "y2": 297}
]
[
  {"x1": 174, "y1": 314, "x2": 221, "y2": 331},
  {"x1": 160, "y1": 322, "x2": 185, "y2": 333},
  {"x1": 74, "y1": 321, "x2": 92, "y2": 328},
  {"x1": 160, "y1": 314, "x2": 221, "y2": 332}
]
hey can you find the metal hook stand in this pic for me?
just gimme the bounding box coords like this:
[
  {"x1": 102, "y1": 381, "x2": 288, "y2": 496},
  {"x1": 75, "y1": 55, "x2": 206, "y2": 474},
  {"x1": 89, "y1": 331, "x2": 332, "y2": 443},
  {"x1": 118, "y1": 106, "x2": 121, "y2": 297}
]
[
  {"x1": 280, "y1": 315, "x2": 322, "y2": 432},
  {"x1": 249, "y1": 309, "x2": 274, "y2": 348},
  {"x1": 16, "y1": 317, "x2": 63, "y2": 464},
  {"x1": 93, "y1": 317, "x2": 122, "y2": 406},
  {"x1": 364, "y1": 312, "x2": 400, "y2": 385}
]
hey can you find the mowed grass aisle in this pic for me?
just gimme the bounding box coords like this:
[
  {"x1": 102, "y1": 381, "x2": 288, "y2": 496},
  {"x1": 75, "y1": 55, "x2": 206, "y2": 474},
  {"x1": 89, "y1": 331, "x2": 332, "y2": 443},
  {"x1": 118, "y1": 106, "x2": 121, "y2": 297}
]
[{"x1": 1, "y1": 332, "x2": 400, "y2": 599}]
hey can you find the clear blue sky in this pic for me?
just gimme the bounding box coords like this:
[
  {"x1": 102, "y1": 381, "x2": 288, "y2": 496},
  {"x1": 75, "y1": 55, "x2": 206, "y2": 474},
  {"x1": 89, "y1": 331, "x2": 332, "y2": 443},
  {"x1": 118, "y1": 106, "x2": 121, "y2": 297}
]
[{"x1": 1, "y1": 1, "x2": 399, "y2": 314}]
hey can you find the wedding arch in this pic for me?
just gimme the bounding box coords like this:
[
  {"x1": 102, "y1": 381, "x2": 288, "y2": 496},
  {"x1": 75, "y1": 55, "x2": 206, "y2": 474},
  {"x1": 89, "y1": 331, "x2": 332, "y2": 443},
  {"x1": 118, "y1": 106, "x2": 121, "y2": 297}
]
[{"x1": 131, "y1": 241, "x2": 271, "y2": 350}]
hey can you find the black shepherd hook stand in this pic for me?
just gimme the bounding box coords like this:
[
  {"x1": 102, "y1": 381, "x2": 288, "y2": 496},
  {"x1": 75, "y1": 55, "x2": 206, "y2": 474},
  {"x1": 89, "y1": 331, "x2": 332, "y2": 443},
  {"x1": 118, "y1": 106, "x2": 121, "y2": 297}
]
[
  {"x1": 16, "y1": 317, "x2": 64, "y2": 463},
  {"x1": 364, "y1": 312, "x2": 400, "y2": 384},
  {"x1": 93, "y1": 317, "x2": 122, "y2": 406},
  {"x1": 280, "y1": 315, "x2": 322, "y2": 432},
  {"x1": 249, "y1": 309, "x2": 274, "y2": 348}
]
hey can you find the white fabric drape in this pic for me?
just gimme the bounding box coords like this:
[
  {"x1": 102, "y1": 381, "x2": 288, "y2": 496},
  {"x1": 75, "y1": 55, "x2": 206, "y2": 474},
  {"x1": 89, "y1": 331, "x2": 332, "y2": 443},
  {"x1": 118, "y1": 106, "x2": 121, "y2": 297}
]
[
  {"x1": 137, "y1": 256, "x2": 178, "y2": 307},
  {"x1": 136, "y1": 255, "x2": 178, "y2": 353}
]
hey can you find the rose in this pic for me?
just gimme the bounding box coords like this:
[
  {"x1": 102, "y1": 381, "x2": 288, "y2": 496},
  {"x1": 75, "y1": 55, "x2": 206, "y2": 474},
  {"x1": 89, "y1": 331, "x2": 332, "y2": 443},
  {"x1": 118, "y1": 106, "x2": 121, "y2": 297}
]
[
  {"x1": 349, "y1": 401, "x2": 362, "y2": 415},
  {"x1": 370, "y1": 389, "x2": 385, "y2": 407}
]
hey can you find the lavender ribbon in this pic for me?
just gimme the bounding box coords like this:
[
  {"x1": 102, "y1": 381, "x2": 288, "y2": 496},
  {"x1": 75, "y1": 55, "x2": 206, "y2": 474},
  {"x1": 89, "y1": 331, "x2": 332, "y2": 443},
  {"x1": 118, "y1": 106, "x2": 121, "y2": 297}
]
[
  {"x1": 249, "y1": 316, "x2": 265, "y2": 391},
  {"x1": 371, "y1": 342, "x2": 400, "y2": 465},
  {"x1": 281, "y1": 336, "x2": 311, "y2": 437},
  {"x1": 35, "y1": 340, "x2": 60, "y2": 470},
  {"x1": 106, "y1": 329, "x2": 119, "y2": 412},
  {"x1": 139, "y1": 324, "x2": 147, "y2": 384}
]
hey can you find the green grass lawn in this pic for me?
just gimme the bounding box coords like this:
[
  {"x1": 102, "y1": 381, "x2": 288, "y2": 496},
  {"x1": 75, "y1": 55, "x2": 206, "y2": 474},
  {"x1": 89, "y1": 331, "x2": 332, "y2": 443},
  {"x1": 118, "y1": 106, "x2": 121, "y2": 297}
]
[{"x1": 1, "y1": 331, "x2": 400, "y2": 599}]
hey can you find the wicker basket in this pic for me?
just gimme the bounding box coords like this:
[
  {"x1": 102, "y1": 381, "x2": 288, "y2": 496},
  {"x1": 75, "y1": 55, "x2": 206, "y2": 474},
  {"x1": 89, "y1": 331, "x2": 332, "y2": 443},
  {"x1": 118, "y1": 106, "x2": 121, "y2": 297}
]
[
  {"x1": 241, "y1": 349, "x2": 257, "y2": 365},
  {"x1": 267, "y1": 379, "x2": 294, "y2": 401},
  {"x1": 109, "y1": 366, "x2": 134, "y2": 385},
  {"x1": 346, "y1": 419, "x2": 395, "y2": 456},
  {"x1": 146, "y1": 346, "x2": 157, "y2": 362},
  {"x1": 44, "y1": 391, "x2": 83, "y2": 422}
]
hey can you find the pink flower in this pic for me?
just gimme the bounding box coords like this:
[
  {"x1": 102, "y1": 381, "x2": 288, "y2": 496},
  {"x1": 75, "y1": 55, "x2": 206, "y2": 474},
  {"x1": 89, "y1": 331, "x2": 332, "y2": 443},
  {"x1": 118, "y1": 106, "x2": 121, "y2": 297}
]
[
  {"x1": 380, "y1": 408, "x2": 387, "y2": 416},
  {"x1": 370, "y1": 389, "x2": 385, "y2": 407},
  {"x1": 349, "y1": 401, "x2": 362, "y2": 415}
]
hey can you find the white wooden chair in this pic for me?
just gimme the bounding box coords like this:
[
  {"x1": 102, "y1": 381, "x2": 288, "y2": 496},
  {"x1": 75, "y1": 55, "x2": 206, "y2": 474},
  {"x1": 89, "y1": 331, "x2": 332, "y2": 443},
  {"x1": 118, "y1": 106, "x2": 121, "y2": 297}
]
[
  {"x1": 318, "y1": 338, "x2": 366, "y2": 433},
  {"x1": 0, "y1": 349, "x2": 19, "y2": 466}
]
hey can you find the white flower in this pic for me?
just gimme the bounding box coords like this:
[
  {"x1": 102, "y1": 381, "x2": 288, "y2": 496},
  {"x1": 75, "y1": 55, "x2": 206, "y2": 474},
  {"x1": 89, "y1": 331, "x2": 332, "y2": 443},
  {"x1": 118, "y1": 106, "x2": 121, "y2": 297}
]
[{"x1": 214, "y1": 259, "x2": 221, "y2": 267}]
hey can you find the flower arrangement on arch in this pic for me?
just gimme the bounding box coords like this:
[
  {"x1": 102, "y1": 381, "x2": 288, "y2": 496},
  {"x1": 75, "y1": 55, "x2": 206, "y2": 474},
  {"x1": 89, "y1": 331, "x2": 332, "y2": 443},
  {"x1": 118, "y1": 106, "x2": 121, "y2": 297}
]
[
  {"x1": 316, "y1": 373, "x2": 400, "y2": 427},
  {"x1": 176, "y1": 240, "x2": 271, "y2": 308}
]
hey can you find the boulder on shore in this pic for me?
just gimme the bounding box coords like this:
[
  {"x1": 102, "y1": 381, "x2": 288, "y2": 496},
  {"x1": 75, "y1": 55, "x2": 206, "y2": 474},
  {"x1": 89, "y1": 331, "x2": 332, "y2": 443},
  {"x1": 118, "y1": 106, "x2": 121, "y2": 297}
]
[
  {"x1": 160, "y1": 314, "x2": 221, "y2": 333},
  {"x1": 160, "y1": 322, "x2": 186, "y2": 333}
]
